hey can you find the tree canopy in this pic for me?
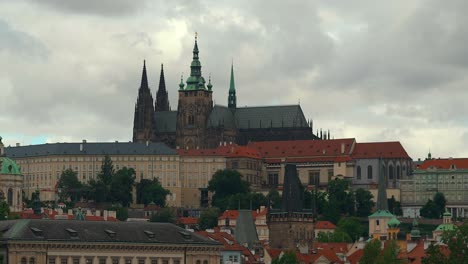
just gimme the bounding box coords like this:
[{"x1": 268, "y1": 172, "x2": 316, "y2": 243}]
[
  {"x1": 420, "y1": 192, "x2": 447, "y2": 219},
  {"x1": 136, "y1": 179, "x2": 170, "y2": 206},
  {"x1": 150, "y1": 207, "x2": 176, "y2": 224},
  {"x1": 208, "y1": 169, "x2": 250, "y2": 210},
  {"x1": 360, "y1": 239, "x2": 382, "y2": 264},
  {"x1": 272, "y1": 251, "x2": 299, "y2": 264},
  {"x1": 355, "y1": 188, "x2": 375, "y2": 217},
  {"x1": 198, "y1": 207, "x2": 220, "y2": 230}
]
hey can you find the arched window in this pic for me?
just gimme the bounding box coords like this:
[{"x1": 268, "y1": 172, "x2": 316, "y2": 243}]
[
  {"x1": 389, "y1": 165, "x2": 394, "y2": 180},
  {"x1": 29, "y1": 257, "x2": 35, "y2": 264},
  {"x1": 7, "y1": 188, "x2": 13, "y2": 206},
  {"x1": 357, "y1": 166, "x2": 361, "y2": 180},
  {"x1": 367, "y1": 166, "x2": 373, "y2": 179},
  {"x1": 21, "y1": 257, "x2": 27, "y2": 264},
  {"x1": 188, "y1": 115, "x2": 195, "y2": 125},
  {"x1": 203, "y1": 261, "x2": 208, "y2": 264},
  {"x1": 396, "y1": 165, "x2": 401, "y2": 179},
  {"x1": 196, "y1": 261, "x2": 201, "y2": 264}
]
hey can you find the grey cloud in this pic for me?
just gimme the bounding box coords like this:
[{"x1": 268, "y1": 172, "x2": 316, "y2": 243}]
[
  {"x1": 0, "y1": 20, "x2": 49, "y2": 59},
  {"x1": 28, "y1": 0, "x2": 149, "y2": 16}
]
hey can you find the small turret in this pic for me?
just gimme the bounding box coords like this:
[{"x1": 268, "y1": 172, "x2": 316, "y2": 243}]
[
  {"x1": 207, "y1": 75, "x2": 213, "y2": 90},
  {"x1": 179, "y1": 74, "x2": 185, "y2": 90},
  {"x1": 0, "y1": 136, "x2": 4, "y2": 156}
]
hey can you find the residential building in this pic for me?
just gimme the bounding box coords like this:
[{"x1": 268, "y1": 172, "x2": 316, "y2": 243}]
[
  {"x1": 0, "y1": 219, "x2": 221, "y2": 264},
  {"x1": 400, "y1": 158, "x2": 468, "y2": 218},
  {"x1": 314, "y1": 221, "x2": 337, "y2": 238},
  {"x1": 217, "y1": 206, "x2": 269, "y2": 241}
]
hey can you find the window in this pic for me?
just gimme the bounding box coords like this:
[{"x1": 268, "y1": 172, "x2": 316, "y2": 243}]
[
  {"x1": 268, "y1": 173, "x2": 279, "y2": 186},
  {"x1": 367, "y1": 166, "x2": 373, "y2": 179},
  {"x1": 188, "y1": 115, "x2": 195, "y2": 125},
  {"x1": 125, "y1": 258, "x2": 133, "y2": 264},
  {"x1": 151, "y1": 259, "x2": 158, "y2": 264},
  {"x1": 357, "y1": 166, "x2": 361, "y2": 180},
  {"x1": 30, "y1": 257, "x2": 36, "y2": 264},
  {"x1": 203, "y1": 261, "x2": 208, "y2": 264},
  {"x1": 73, "y1": 258, "x2": 79, "y2": 264},
  {"x1": 138, "y1": 258, "x2": 146, "y2": 264},
  {"x1": 376, "y1": 220, "x2": 380, "y2": 226},
  {"x1": 112, "y1": 258, "x2": 119, "y2": 264},
  {"x1": 85, "y1": 258, "x2": 93, "y2": 264},
  {"x1": 99, "y1": 258, "x2": 107, "y2": 264},
  {"x1": 389, "y1": 165, "x2": 394, "y2": 180},
  {"x1": 48, "y1": 258, "x2": 56, "y2": 264},
  {"x1": 396, "y1": 165, "x2": 401, "y2": 179},
  {"x1": 308, "y1": 171, "x2": 320, "y2": 186},
  {"x1": 61, "y1": 258, "x2": 67, "y2": 264},
  {"x1": 173, "y1": 260, "x2": 181, "y2": 264},
  {"x1": 21, "y1": 258, "x2": 27, "y2": 264},
  {"x1": 162, "y1": 260, "x2": 169, "y2": 264}
]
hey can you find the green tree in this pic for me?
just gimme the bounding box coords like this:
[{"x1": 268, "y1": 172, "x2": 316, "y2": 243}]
[
  {"x1": 441, "y1": 222, "x2": 468, "y2": 264},
  {"x1": 272, "y1": 251, "x2": 299, "y2": 264},
  {"x1": 150, "y1": 207, "x2": 176, "y2": 223},
  {"x1": 360, "y1": 239, "x2": 382, "y2": 264},
  {"x1": 323, "y1": 199, "x2": 341, "y2": 224},
  {"x1": 110, "y1": 167, "x2": 136, "y2": 207},
  {"x1": 58, "y1": 169, "x2": 82, "y2": 202},
  {"x1": 422, "y1": 244, "x2": 448, "y2": 264},
  {"x1": 328, "y1": 178, "x2": 354, "y2": 216},
  {"x1": 266, "y1": 189, "x2": 281, "y2": 209},
  {"x1": 355, "y1": 188, "x2": 375, "y2": 217},
  {"x1": 420, "y1": 199, "x2": 439, "y2": 219},
  {"x1": 337, "y1": 217, "x2": 364, "y2": 241},
  {"x1": 377, "y1": 240, "x2": 404, "y2": 264},
  {"x1": 136, "y1": 179, "x2": 170, "y2": 206},
  {"x1": 388, "y1": 196, "x2": 403, "y2": 216},
  {"x1": 110, "y1": 206, "x2": 128, "y2": 221},
  {"x1": 98, "y1": 155, "x2": 114, "y2": 186},
  {"x1": 226, "y1": 192, "x2": 267, "y2": 211},
  {"x1": 316, "y1": 230, "x2": 352, "y2": 242},
  {"x1": 198, "y1": 207, "x2": 220, "y2": 230},
  {"x1": 0, "y1": 200, "x2": 10, "y2": 220},
  {"x1": 208, "y1": 169, "x2": 249, "y2": 208},
  {"x1": 433, "y1": 192, "x2": 447, "y2": 216}
]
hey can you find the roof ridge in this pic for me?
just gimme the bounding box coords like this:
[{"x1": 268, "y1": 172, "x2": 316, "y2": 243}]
[{"x1": 236, "y1": 104, "x2": 300, "y2": 109}]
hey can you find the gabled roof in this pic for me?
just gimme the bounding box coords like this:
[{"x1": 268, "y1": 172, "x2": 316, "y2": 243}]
[
  {"x1": 154, "y1": 111, "x2": 177, "y2": 133},
  {"x1": 247, "y1": 138, "x2": 355, "y2": 159},
  {"x1": 6, "y1": 142, "x2": 176, "y2": 158},
  {"x1": 347, "y1": 249, "x2": 363, "y2": 264},
  {"x1": 235, "y1": 105, "x2": 308, "y2": 129},
  {"x1": 315, "y1": 221, "x2": 337, "y2": 230},
  {"x1": 351, "y1": 142, "x2": 411, "y2": 159},
  {"x1": 417, "y1": 158, "x2": 468, "y2": 170}
]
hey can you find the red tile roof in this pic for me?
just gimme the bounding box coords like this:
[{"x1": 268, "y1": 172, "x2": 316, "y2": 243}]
[
  {"x1": 347, "y1": 249, "x2": 363, "y2": 264},
  {"x1": 351, "y1": 142, "x2": 411, "y2": 159},
  {"x1": 417, "y1": 158, "x2": 468, "y2": 170},
  {"x1": 177, "y1": 144, "x2": 262, "y2": 159},
  {"x1": 196, "y1": 231, "x2": 258, "y2": 262},
  {"x1": 315, "y1": 221, "x2": 337, "y2": 230},
  {"x1": 218, "y1": 208, "x2": 268, "y2": 221},
  {"x1": 178, "y1": 217, "x2": 199, "y2": 225}
]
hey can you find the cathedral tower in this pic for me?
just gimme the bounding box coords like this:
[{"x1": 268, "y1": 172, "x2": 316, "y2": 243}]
[
  {"x1": 133, "y1": 60, "x2": 156, "y2": 143},
  {"x1": 228, "y1": 63, "x2": 237, "y2": 109},
  {"x1": 176, "y1": 34, "x2": 213, "y2": 149},
  {"x1": 155, "y1": 64, "x2": 170, "y2": 111}
]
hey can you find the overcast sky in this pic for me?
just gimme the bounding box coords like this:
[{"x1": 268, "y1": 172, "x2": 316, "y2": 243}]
[{"x1": 1, "y1": 0, "x2": 467, "y2": 160}]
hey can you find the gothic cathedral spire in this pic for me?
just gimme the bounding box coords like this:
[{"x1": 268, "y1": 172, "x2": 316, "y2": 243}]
[
  {"x1": 133, "y1": 60, "x2": 156, "y2": 143},
  {"x1": 155, "y1": 64, "x2": 170, "y2": 111},
  {"x1": 228, "y1": 62, "x2": 237, "y2": 109}
]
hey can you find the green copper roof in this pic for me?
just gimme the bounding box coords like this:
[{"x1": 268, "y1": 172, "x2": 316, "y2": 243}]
[
  {"x1": 229, "y1": 63, "x2": 235, "y2": 92},
  {"x1": 388, "y1": 217, "x2": 400, "y2": 227},
  {"x1": 184, "y1": 36, "x2": 209, "y2": 91},
  {"x1": 443, "y1": 211, "x2": 452, "y2": 217},
  {"x1": 0, "y1": 156, "x2": 21, "y2": 175},
  {"x1": 435, "y1": 223, "x2": 455, "y2": 232},
  {"x1": 369, "y1": 210, "x2": 394, "y2": 218}
]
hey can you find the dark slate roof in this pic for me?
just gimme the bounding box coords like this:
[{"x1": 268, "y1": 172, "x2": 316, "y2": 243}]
[
  {"x1": 234, "y1": 210, "x2": 259, "y2": 249},
  {"x1": 155, "y1": 111, "x2": 177, "y2": 133},
  {"x1": 235, "y1": 105, "x2": 308, "y2": 129},
  {"x1": 0, "y1": 219, "x2": 220, "y2": 245},
  {"x1": 5, "y1": 142, "x2": 176, "y2": 158},
  {"x1": 208, "y1": 105, "x2": 236, "y2": 129}
]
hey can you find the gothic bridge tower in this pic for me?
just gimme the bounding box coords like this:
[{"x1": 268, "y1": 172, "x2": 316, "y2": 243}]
[{"x1": 176, "y1": 34, "x2": 213, "y2": 149}]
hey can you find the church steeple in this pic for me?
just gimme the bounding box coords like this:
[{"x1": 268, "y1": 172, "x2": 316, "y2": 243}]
[
  {"x1": 228, "y1": 62, "x2": 237, "y2": 109},
  {"x1": 185, "y1": 33, "x2": 207, "y2": 90},
  {"x1": 133, "y1": 60, "x2": 156, "y2": 143},
  {"x1": 376, "y1": 158, "x2": 389, "y2": 211},
  {"x1": 155, "y1": 64, "x2": 170, "y2": 111}
]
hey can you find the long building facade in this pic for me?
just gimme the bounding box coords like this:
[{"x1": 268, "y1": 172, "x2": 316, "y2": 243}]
[
  {"x1": 133, "y1": 35, "x2": 319, "y2": 149},
  {"x1": 0, "y1": 219, "x2": 221, "y2": 264}
]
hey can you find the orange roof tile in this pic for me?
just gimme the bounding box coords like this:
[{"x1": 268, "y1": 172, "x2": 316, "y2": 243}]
[
  {"x1": 248, "y1": 139, "x2": 356, "y2": 159},
  {"x1": 178, "y1": 217, "x2": 199, "y2": 225},
  {"x1": 352, "y1": 142, "x2": 411, "y2": 159},
  {"x1": 417, "y1": 158, "x2": 468, "y2": 170},
  {"x1": 347, "y1": 249, "x2": 363, "y2": 264},
  {"x1": 315, "y1": 221, "x2": 337, "y2": 230}
]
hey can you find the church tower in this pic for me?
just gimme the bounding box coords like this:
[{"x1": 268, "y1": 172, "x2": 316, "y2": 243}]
[
  {"x1": 133, "y1": 60, "x2": 156, "y2": 143},
  {"x1": 228, "y1": 63, "x2": 237, "y2": 109},
  {"x1": 155, "y1": 64, "x2": 170, "y2": 112},
  {"x1": 176, "y1": 34, "x2": 213, "y2": 149}
]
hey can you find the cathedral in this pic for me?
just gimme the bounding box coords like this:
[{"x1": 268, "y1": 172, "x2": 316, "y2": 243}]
[{"x1": 133, "y1": 35, "x2": 319, "y2": 149}]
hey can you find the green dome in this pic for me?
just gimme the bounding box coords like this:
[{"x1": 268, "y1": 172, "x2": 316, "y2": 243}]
[
  {"x1": 0, "y1": 157, "x2": 21, "y2": 175},
  {"x1": 443, "y1": 211, "x2": 452, "y2": 217},
  {"x1": 388, "y1": 217, "x2": 400, "y2": 228}
]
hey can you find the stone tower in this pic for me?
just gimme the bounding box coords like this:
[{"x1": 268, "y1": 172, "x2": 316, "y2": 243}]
[
  {"x1": 155, "y1": 64, "x2": 170, "y2": 112},
  {"x1": 133, "y1": 60, "x2": 156, "y2": 143},
  {"x1": 228, "y1": 63, "x2": 237, "y2": 109},
  {"x1": 176, "y1": 34, "x2": 213, "y2": 149},
  {"x1": 268, "y1": 164, "x2": 314, "y2": 249}
]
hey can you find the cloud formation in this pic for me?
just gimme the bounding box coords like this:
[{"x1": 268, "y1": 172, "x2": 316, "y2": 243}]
[{"x1": 1, "y1": 0, "x2": 467, "y2": 159}]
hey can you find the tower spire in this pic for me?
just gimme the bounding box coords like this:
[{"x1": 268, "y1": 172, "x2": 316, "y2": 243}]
[
  {"x1": 376, "y1": 158, "x2": 389, "y2": 211},
  {"x1": 140, "y1": 60, "x2": 149, "y2": 89},
  {"x1": 155, "y1": 63, "x2": 170, "y2": 111},
  {"x1": 185, "y1": 32, "x2": 206, "y2": 90},
  {"x1": 228, "y1": 61, "x2": 237, "y2": 109}
]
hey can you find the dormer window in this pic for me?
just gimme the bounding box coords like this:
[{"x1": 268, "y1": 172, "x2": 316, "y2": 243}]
[
  {"x1": 30, "y1": 227, "x2": 43, "y2": 237},
  {"x1": 179, "y1": 230, "x2": 192, "y2": 240},
  {"x1": 105, "y1": 229, "x2": 116, "y2": 239},
  {"x1": 66, "y1": 228, "x2": 78, "y2": 239},
  {"x1": 144, "y1": 230, "x2": 155, "y2": 239},
  {"x1": 450, "y1": 164, "x2": 456, "y2": 170}
]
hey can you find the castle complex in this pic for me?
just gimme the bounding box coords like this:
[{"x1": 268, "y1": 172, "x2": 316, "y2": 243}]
[{"x1": 133, "y1": 35, "x2": 319, "y2": 149}]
